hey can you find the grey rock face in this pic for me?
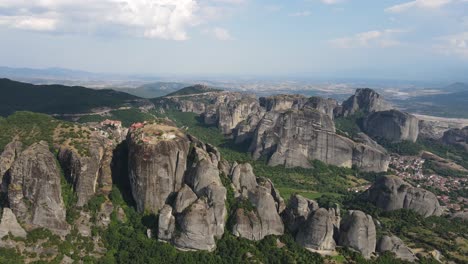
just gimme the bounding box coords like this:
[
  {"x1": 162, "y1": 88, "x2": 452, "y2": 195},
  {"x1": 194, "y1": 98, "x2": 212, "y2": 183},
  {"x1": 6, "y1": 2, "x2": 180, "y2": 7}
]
[
  {"x1": 296, "y1": 208, "x2": 337, "y2": 251},
  {"x1": 377, "y1": 235, "x2": 417, "y2": 262},
  {"x1": 127, "y1": 124, "x2": 190, "y2": 214},
  {"x1": 250, "y1": 109, "x2": 389, "y2": 172},
  {"x1": 231, "y1": 208, "x2": 262, "y2": 240},
  {"x1": 234, "y1": 111, "x2": 265, "y2": 144},
  {"x1": 0, "y1": 208, "x2": 27, "y2": 238},
  {"x1": 259, "y1": 94, "x2": 308, "y2": 112},
  {"x1": 173, "y1": 199, "x2": 217, "y2": 251},
  {"x1": 366, "y1": 176, "x2": 443, "y2": 217},
  {"x1": 217, "y1": 96, "x2": 262, "y2": 135},
  {"x1": 8, "y1": 141, "x2": 69, "y2": 234},
  {"x1": 158, "y1": 204, "x2": 176, "y2": 241},
  {"x1": 304, "y1": 97, "x2": 338, "y2": 120},
  {"x1": 338, "y1": 210, "x2": 376, "y2": 259},
  {"x1": 366, "y1": 175, "x2": 443, "y2": 217},
  {"x1": 228, "y1": 164, "x2": 285, "y2": 241},
  {"x1": 154, "y1": 140, "x2": 227, "y2": 251},
  {"x1": 248, "y1": 186, "x2": 285, "y2": 238},
  {"x1": 339, "y1": 88, "x2": 392, "y2": 117},
  {"x1": 0, "y1": 140, "x2": 23, "y2": 191},
  {"x1": 173, "y1": 184, "x2": 198, "y2": 214},
  {"x1": 58, "y1": 133, "x2": 114, "y2": 207},
  {"x1": 230, "y1": 163, "x2": 257, "y2": 197},
  {"x1": 363, "y1": 110, "x2": 419, "y2": 143},
  {"x1": 282, "y1": 194, "x2": 319, "y2": 233},
  {"x1": 441, "y1": 126, "x2": 468, "y2": 151}
]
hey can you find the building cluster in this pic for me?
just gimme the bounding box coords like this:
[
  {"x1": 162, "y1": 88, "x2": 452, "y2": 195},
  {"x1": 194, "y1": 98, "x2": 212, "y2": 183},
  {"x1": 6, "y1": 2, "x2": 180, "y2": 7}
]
[{"x1": 389, "y1": 154, "x2": 467, "y2": 211}]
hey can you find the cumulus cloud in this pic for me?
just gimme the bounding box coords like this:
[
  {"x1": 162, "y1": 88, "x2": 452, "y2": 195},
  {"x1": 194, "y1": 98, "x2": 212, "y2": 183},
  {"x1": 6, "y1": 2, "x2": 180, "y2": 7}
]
[
  {"x1": 330, "y1": 29, "x2": 407, "y2": 48},
  {"x1": 435, "y1": 32, "x2": 468, "y2": 58},
  {"x1": 385, "y1": 0, "x2": 453, "y2": 13},
  {"x1": 0, "y1": 0, "x2": 200, "y2": 40}
]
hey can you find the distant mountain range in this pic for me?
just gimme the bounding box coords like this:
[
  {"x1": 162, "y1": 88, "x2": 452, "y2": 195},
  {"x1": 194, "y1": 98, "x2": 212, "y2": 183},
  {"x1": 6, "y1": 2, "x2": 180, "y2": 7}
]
[
  {"x1": 0, "y1": 78, "x2": 143, "y2": 116},
  {"x1": 114, "y1": 82, "x2": 191, "y2": 98}
]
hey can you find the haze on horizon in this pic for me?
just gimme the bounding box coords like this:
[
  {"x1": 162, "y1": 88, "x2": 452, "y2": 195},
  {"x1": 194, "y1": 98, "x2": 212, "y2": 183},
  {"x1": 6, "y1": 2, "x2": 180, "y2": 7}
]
[{"x1": 0, "y1": 0, "x2": 467, "y2": 82}]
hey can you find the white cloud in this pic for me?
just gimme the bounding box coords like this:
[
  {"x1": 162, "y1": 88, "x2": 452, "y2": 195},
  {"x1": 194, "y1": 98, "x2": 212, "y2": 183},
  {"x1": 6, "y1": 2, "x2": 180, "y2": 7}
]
[
  {"x1": 211, "y1": 27, "x2": 233, "y2": 40},
  {"x1": 320, "y1": 0, "x2": 344, "y2": 4},
  {"x1": 0, "y1": 0, "x2": 200, "y2": 40},
  {"x1": 330, "y1": 29, "x2": 407, "y2": 48},
  {"x1": 0, "y1": 15, "x2": 58, "y2": 31},
  {"x1": 289, "y1": 11, "x2": 311, "y2": 17},
  {"x1": 435, "y1": 32, "x2": 468, "y2": 58},
  {"x1": 385, "y1": 0, "x2": 452, "y2": 13}
]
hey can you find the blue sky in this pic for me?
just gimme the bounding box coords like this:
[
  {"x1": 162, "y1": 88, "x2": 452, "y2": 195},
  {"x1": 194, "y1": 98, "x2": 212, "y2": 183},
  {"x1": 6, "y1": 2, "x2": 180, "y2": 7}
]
[{"x1": 0, "y1": 0, "x2": 467, "y2": 81}]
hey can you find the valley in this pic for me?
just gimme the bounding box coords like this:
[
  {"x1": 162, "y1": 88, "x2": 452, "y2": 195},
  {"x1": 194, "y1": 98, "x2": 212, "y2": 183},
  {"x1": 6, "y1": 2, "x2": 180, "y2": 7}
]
[{"x1": 0, "y1": 80, "x2": 467, "y2": 263}]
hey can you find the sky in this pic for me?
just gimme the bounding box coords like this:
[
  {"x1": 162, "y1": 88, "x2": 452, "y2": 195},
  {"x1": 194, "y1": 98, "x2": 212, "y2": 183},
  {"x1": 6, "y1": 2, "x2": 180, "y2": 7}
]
[{"x1": 0, "y1": 0, "x2": 467, "y2": 81}]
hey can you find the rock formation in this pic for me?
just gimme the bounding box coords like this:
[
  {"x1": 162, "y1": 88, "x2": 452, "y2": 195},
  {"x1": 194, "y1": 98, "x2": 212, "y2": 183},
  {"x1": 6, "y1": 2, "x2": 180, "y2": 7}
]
[
  {"x1": 283, "y1": 195, "x2": 340, "y2": 254},
  {"x1": 441, "y1": 126, "x2": 468, "y2": 151},
  {"x1": 0, "y1": 140, "x2": 23, "y2": 192},
  {"x1": 259, "y1": 94, "x2": 308, "y2": 112},
  {"x1": 229, "y1": 163, "x2": 284, "y2": 241},
  {"x1": 366, "y1": 175, "x2": 443, "y2": 217},
  {"x1": 127, "y1": 122, "x2": 190, "y2": 213},
  {"x1": 250, "y1": 109, "x2": 389, "y2": 172},
  {"x1": 0, "y1": 208, "x2": 27, "y2": 238},
  {"x1": 58, "y1": 132, "x2": 114, "y2": 207},
  {"x1": 339, "y1": 88, "x2": 392, "y2": 117},
  {"x1": 295, "y1": 208, "x2": 337, "y2": 252},
  {"x1": 363, "y1": 110, "x2": 419, "y2": 143},
  {"x1": 338, "y1": 210, "x2": 376, "y2": 259},
  {"x1": 377, "y1": 235, "x2": 417, "y2": 262},
  {"x1": 136, "y1": 130, "x2": 228, "y2": 251},
  {"x1": 8, "y1": 141, "x2": 69, "y2": 234}
]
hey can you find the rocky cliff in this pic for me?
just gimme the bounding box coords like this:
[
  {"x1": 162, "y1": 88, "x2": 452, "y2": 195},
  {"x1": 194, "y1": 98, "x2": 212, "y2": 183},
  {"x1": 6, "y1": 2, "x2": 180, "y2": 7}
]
[
  {"x1": 363, "y1": 110, "x2": 419, "y2": 143},
  {"x1": 0, "y1": 140, "x2": 23, "y2": 192},
  {"x1": 366, "y1": 175, "x2": 443, "y2": 217},
  {"x1": 339, "y1": 88, "x2": 392, "y2": 117},
  {"x1": 127, "y1": 122, "x2": 190, "y2": 214},
  {"x1": 338, "y1": 210, "x2": 376, "y2": 259},
  {"x1": 250, "y1": 108, "x2": 389, "y2": 172},
  {"x1": 8, "y1": 141, "x2": 69, "y2": 234},
  {"x1": 58, "y1": 132, "x2": 114, "y2": 207},
  {"x1": 229, "y1": 163, "x2": 284, "y2": 241},
  {"x1": 283, "y1": 195, "x2": 340, "y2": 254}
]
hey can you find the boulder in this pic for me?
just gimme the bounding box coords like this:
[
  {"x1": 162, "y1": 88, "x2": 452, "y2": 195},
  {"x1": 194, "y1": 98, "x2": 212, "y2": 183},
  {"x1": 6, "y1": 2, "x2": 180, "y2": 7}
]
[
  {"x1": 377, "y1": 235, "x2": 417, "y2": 262},
  {"x1": 158, "y1": 204, "x2": 175, "y2": 241},
  {"x1": 173, "y1": 184, "x2": 198, "y2": 214},
  {"x1": 8, "y1": 141, "x2": 69, "y2": 234},
  {"x1": 247, "y1": 186, "x2": 284, "y2": 238},
  {"x1": 231, "y1": 208, "x2": 263, "y2": 241},
  {"x1": 363, "y1": 110, "x2": 419, "y2": 143},
  {"x1": 296, "y1": 208, "x2": 337, "y2": 252},
  {"x1": 282, "y1": 194, "x2": 319, "y2": 233},
  {"x1": 338, "y1": 210, "x2": 376, "y2": 259},
  {"x1": 173, "y1": 199, "x2": 217, "y2": 251},
  {"x1": 366, "y1": 175, "x2": 443, "y2": 217},
  {"x1": 230, "y1": 163, "x2": 257, "y2": 197}
]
